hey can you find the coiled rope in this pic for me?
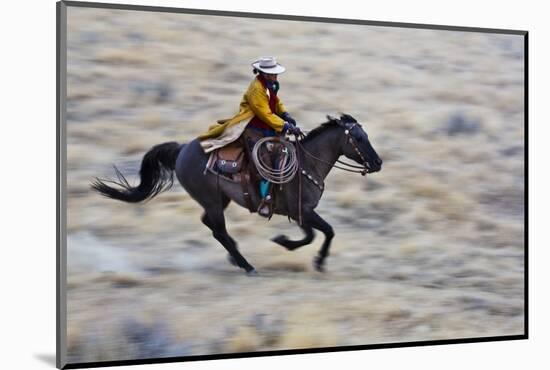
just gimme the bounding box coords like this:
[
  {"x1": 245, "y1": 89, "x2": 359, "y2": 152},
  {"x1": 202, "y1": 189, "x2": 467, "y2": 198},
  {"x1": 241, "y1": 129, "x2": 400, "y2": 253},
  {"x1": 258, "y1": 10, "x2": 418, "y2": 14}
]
[{"x1": 251, "y1": 137, "x2": 299, "y2": 184}]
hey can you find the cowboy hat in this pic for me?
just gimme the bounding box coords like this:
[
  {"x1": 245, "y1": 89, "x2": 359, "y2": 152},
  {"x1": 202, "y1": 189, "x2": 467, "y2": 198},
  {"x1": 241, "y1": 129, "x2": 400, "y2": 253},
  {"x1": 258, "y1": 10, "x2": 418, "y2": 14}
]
[{"x1": 251, "y1": 56, "x2": 286, "y2": 74}]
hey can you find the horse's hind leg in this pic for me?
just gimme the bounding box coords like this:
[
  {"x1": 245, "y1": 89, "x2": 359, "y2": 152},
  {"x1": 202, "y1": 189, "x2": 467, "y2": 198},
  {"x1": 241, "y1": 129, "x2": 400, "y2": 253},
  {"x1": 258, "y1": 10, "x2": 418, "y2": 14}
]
[
  {"x1": 201, "y1": 206, "x2": 257, "y2": 275},
  {"x1": 200, "y1": 196, "x2": 240, "y2": 269},
  {"x1": 271, "y1": 225, "x2": 315, "y2": 250}
]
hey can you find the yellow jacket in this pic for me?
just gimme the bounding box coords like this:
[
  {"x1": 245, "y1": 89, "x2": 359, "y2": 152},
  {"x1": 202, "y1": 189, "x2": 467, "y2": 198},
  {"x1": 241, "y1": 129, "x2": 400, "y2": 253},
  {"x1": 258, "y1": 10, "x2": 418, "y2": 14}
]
[{"x1": 198, "y1": 77, "x2": 287, "y2": 141}]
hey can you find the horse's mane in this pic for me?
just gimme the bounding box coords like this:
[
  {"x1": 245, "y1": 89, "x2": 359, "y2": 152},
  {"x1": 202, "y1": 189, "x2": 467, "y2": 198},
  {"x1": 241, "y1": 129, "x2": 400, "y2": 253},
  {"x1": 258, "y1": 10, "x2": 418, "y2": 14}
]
[{"x1": 302, "y1": 113, "x2": 357, "y2": 143}]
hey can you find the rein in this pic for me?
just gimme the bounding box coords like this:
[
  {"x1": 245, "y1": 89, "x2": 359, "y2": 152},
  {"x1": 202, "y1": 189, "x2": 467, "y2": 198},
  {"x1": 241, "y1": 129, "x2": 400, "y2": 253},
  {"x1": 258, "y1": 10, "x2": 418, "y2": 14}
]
[
  {"x1": 294, "y1": 123, "x2": 370, "y2": 175},
  {"x1": 297, "y1": 141, "x2": 368, "y2": 174}
]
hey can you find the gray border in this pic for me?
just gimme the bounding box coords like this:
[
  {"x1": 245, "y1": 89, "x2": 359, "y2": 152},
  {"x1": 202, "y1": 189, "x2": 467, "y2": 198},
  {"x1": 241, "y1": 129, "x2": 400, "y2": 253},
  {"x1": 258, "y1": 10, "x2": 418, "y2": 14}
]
[
  {"x1": 62, "y1": 0, "x2": 526, "y2": 35},
  {"x1": 57, "y1": 1, "x2": 68, "y2": 368},
  {"x1": 56, "y1": 1, "x2": 527, "y2": 369}
]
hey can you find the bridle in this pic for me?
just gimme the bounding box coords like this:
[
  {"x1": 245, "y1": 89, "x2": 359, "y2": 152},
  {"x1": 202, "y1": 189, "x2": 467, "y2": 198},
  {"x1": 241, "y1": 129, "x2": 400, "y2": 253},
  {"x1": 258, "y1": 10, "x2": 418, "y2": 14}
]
[{"x1": 295, "y1": 121, "x2": 372, "y2": 176}]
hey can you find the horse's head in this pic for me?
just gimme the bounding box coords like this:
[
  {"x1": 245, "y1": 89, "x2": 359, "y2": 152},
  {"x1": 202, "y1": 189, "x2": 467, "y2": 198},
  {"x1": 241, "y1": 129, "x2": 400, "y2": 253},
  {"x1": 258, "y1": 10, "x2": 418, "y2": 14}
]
[{"x1": 330, "y1": 114, "x2": 383, "y2": 173}]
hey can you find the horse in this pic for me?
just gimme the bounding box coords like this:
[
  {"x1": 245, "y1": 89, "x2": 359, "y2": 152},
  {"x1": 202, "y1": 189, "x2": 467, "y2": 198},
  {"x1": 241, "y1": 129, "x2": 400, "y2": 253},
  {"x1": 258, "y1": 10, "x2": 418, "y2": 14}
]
[{"x1": 91, "y1": 114, "x2": 383, "y2": 275}]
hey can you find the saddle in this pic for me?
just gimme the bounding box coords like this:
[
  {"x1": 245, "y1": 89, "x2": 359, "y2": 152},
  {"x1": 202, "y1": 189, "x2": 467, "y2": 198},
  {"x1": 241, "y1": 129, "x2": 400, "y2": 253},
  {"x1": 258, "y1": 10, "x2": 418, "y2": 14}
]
[
  {"x1": 204, "y1": 135, "x2": 257, "y2": 213},
  {"x1": 212, "y1": 141, "x2": 245, "y2": 175},
  {"x1": 204, "y1": 129, "x2": 284, "y2": 215}
]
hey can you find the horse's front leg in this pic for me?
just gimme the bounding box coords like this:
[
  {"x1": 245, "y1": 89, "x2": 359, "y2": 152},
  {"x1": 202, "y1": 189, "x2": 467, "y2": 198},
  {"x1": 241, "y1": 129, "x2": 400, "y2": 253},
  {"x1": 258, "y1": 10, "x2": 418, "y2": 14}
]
[
  {"x1": 307, "y1": 211, "x2": 335, "y2": 272},
  {"x1": 271, "y1": 225, "x2": 315, "y2": 250}
]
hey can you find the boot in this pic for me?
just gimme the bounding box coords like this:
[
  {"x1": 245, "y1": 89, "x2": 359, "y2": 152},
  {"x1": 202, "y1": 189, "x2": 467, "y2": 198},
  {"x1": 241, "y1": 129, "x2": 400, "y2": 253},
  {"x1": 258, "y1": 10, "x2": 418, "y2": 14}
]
[{"x1": 257, "y1": 195, "x2": 273, "y2": 218}]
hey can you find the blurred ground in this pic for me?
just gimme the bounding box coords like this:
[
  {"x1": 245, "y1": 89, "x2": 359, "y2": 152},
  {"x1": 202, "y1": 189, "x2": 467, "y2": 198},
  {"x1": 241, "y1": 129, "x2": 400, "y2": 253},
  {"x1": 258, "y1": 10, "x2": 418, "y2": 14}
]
[{"x1": 65, "y1": 7, "x2": 525, "y2": 363}]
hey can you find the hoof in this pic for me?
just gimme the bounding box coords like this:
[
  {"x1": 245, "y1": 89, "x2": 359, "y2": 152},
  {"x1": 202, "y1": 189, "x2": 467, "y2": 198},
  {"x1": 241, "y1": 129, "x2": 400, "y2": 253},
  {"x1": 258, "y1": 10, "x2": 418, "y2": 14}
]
[
  {"x1": 271, "y1": 234, "x2": 288, "y2": 245},
  {"x1": 313, "y1": 257, "x2": 326, "y2": 273},
  {"x1": 271, "y1": 235, "x2": 295, "y2": 250},
  {"x1": 246, "y1": 269, "x2": 259, "y2": 277}
]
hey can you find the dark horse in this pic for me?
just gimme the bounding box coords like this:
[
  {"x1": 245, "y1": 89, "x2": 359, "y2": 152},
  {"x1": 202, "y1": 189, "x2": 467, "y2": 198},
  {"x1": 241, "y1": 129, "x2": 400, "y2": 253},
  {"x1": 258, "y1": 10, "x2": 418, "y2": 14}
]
[{"x1": 92, "y1": 114, "x2": 382, "y2": 275}]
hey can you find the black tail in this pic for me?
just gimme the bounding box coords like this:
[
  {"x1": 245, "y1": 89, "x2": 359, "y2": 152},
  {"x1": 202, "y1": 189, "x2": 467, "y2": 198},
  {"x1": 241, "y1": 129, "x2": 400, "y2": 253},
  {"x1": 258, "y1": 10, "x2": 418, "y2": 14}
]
[{"x1": 91, "y1": 142, "x2": 182, "y2": 203}]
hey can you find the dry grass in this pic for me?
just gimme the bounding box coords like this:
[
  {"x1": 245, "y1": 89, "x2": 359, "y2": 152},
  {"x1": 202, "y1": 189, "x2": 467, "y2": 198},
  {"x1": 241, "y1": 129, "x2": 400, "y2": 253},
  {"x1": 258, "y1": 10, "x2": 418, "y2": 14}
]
[
  {"x1": 263, "y1": 259, "x2": 309, "y2": 273},
  {"x1": 64, "y1": 7, "x2": 525, "y2": 362},
  {"x1": 93, "y1": 273, "x2": 144, "y2": 288},
  {"x1": 94, "y1": 48, "x2": 150, "y2": 65},
  {"x1": 409, "y1": 180, "x2": 449, "y2": 199},
  {"x1": 225, "y1": 326, "x2": 263, "y2": 353},
  {"x1": 277, "y1": 305, "x2": 340, "y2": 349}
]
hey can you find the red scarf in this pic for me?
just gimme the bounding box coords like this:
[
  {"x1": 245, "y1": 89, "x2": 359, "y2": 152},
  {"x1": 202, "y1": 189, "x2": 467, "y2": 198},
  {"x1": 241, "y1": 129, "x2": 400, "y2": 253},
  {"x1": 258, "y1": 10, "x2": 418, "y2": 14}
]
[{"x1": 248, "y1": 75, "x2": 280, "y2": 131}]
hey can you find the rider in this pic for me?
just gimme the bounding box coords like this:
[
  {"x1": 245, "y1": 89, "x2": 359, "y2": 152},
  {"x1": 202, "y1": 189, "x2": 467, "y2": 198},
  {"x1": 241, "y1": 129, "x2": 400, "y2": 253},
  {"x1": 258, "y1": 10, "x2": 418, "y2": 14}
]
[{"x1": 198, "y1": 56, "x2": 301, "y2": 216}]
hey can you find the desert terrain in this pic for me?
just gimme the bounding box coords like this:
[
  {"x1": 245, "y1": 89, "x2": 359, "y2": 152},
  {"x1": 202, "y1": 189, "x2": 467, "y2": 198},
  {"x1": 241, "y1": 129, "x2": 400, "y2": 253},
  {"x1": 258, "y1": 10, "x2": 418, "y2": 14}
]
[{"x1": 64, "y1": 7, "x2": 525, "y2": 363}]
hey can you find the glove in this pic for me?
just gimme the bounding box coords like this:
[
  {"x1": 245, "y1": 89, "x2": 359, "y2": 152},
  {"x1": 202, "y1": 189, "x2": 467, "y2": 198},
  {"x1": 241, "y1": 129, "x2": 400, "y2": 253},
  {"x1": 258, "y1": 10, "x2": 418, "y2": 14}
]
[
  {"x1": 281, "y1": 112, "x2": 297, "y2": 126},
  {"x1": 284, "y1": 122, "x2": 302, "y2": 136}
]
